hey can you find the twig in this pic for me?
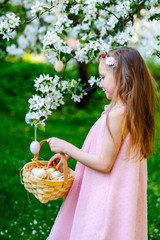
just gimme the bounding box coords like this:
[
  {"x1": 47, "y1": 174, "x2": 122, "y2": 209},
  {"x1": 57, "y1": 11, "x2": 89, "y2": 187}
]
[
  {"x1": 104, "y1": 0, "x2": 146, "y2": 37},
  {"x1": 60, "y1": 55, "x2": 74, "y2": 78},
  {"x1": 84, "y1": 85, "x2": 97, "y2": 92},
  {"x1": 21, "y1": 6, "x2": 55, "y2": 25}
]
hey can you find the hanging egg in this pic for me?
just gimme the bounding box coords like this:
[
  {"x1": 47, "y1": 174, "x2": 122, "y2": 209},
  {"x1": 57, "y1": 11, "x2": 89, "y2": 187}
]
[
  {"x1": 55, "y1": 60, "x2": 63, "y2": 72},
  {"x1": 30, "y1": 141, "x2": 40, "y2": 154},
  {"x1": 25, "y1": 112, "x2": 32, "y2": 125}
]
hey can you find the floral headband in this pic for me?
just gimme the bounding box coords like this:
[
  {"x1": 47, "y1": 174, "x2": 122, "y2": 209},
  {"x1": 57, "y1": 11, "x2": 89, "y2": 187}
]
[{"x1": 101, "y1": 52, "x2": 116, "y2": 68}]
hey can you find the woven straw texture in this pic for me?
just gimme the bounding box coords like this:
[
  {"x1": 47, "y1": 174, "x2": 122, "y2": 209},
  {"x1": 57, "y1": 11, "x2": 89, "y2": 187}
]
[{"x1": 22, "y1": 140, "x2": 75, "y2": 203}]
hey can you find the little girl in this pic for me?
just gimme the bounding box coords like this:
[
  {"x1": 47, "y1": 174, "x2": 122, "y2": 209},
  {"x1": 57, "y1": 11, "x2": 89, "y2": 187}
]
[{"x1": 46, "y1": 46, "x2": 158, "y2": 240}]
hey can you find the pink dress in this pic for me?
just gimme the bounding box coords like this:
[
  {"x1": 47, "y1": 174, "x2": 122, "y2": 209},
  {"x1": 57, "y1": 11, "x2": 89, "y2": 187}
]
[{"x1": 47, "y1": 104, "x2": 148, "y2": 240}]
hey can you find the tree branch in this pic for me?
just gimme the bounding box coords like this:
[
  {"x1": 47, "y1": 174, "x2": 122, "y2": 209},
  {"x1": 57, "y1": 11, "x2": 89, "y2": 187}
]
[
  {"x1": 21, "y1": 5, "x2": 55, "y2": 25},
  {"x1": 103, "y1": 0, "x2": 146, "y2": 37},
  {"x1": 60, "y1": 56, "x2": 73, "y2": 79}
]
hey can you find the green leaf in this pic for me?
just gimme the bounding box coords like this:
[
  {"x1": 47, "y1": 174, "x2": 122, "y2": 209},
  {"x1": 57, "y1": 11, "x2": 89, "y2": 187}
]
[
  {"x1": 79, "y1": 39, "x2": 86, "y2": 44},
  {"x1": 21, "y1": 19, "x2": 26, "y2": 24},
  {"x1": 156, "y1": 35, "x2": 160, "y2": 41},
  {"x1": 95, "y1": 2, "x2": 103, "y2": 8},
  {"x1": 149, "y1": 13, "x2": 160, "y2": 21},
  {"x1": 79, "y1": 15, "x2": 85, "y2": 23},
  {"x1": 17, "y1": 25, "x2": 24, "y2": 32},
  {"x1": 130, "y1": 1, "x2": 138, "y2": 10},
  {"x1": 78, "y1": 85, "x2": 83, "y2": 91},
  {"x1": 65, "y1": 5, "x2": 71, "y2": 13},
  {"x1": 43, "y1": 7, "x2": 51, "y2": 12},
  {"x1": 37, "y1": 124, "x2": 45, "y2": 132},
  {"x1": 36, "y1": 11, "x2": 41, "y2": 18},
  {"x1": 73, "y1": 88, "x2": 77, "y2": 94},
  {"x1": 36, "y1": 48, "x2": 41, "y2": 54}
]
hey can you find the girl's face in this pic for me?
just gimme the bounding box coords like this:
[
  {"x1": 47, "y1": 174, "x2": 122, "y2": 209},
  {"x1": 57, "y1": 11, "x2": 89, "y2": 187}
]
[{"x1": 98, "y1": 59, "x2": 116, "y2": 100}]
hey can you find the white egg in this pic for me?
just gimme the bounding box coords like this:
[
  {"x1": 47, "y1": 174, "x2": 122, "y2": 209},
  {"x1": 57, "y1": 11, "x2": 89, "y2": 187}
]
[
  {"x1": 30, "y1": 141, "x2": 40, "y2": 154},
  {"x1": 32, "y1": 168, "x2": 47, "y2": 179},
  {"x1": 55, "y1": 61, "x2": 63, "y2": 72},
  {"x1": 31, "y1": 168, "x2": 37, "y2": 175}
]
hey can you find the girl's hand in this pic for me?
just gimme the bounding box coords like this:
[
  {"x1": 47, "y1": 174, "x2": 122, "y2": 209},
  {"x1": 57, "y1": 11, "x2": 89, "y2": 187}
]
[
  {"x1": 47, "y1": 153, "x2": 71, "y2": 170},
  {"x1": 47, "y1": 137, "x2": 68, "y2": 154}
]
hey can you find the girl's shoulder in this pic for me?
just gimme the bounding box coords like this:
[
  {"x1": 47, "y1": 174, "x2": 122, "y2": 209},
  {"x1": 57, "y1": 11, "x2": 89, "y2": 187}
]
[
  {"x1": 109, "y1": 105, "x2": 126, "y2": 116},
  {"x1": 108, "y1": 105, "x2": 128, "y2": 140}
]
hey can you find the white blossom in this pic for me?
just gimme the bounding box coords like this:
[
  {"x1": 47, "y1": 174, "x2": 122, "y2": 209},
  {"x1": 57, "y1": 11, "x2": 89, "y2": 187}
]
[
  {"x1": 113, "y1": 22, "x2": 134, "y2": 45},
  {"x1": 71, "y1": 93, "x2": 83, "y2": 103},
  {"x1": 88, "y1": 76, "x2": 101, "y2": 87},
  {"x1": 61, "y1": 81, "x2": 69, "y2": 91},
  {"x1": 70, "y1": 4, "x2": 82, "y2": 15},
  {"x1": 23, "y1": 22, "x2": 39, "y2": 47},
  {"x1": 6, "y1": 44, "x2": 24, "y2": 57},
  {"x1": 6, "y1": 12, "x2": 20, "y2": 28},
  {"x1": 132, "y1": 17, "x2": 160, "y2": 58},
  {"x1": 53, "y1": 15, "x2": 73, "y2": 34},
  {"x1": 145, "y1": 6, "x2": 160, "y2": 20},
  {"x1": 111, "y1": 1, "x2": 131, "y2": 18},
  {"x1": 42, "y1": 30, "x2": 63, "y2": 48},
  {"x1": 30, "y1": 1, "x2": 44, "y2": 16},
  {"x1": 17, "y1": 35, "x2": 28, "y2": 49}
]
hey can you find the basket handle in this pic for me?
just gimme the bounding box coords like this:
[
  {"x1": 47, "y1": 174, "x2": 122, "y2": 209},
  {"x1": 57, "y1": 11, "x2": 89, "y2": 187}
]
[{"x1": 34, "y1": 140, "x2": 68, "y2": 187}]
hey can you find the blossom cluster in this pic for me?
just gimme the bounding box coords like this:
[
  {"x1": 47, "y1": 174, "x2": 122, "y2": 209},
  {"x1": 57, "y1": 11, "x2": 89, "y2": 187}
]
[
  {"x1": 0, "y1": 12, "x2": 20, "y2": 40},
  {"x1": 75, "y1": 37, "x2": 111, "y2": 64},
  {"x1": 88, "y1": 76, "x2": 101, "y2": 87},
  {"x1": 132, "y1": 4, "x2": 160, "y2": 58},
  {"x1": 42, "y1": 28, "x2": 72, "y2": 65},
  {"x1": 27, "y1": 74, "x2": 86, "y2": 126}
]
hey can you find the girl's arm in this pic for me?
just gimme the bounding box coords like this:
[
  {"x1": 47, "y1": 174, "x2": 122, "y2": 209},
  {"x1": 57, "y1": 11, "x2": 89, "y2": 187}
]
[{"x1": 47, "y1": 107, "x2": 126, "y2": 173}]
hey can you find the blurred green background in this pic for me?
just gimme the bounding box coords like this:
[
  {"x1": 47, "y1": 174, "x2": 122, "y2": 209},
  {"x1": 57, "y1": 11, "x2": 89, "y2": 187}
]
[{"x1": 0, "y1": 58, "x2": 160, "y2": 240}]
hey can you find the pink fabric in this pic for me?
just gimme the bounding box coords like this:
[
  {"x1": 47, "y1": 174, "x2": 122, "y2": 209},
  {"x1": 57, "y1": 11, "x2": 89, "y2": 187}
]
[{"x1": 47, "y1": 104, "x2": 148, "y2": 240}]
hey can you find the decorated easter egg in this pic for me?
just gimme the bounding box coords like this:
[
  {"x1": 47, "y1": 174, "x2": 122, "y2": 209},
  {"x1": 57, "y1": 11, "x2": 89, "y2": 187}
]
[
  {"x1": 55, "y1": 61, "x2": 63, "y2": 72},
  {"x1": 46, "y1": 168, "x2": 56, "y2": 174},
  {"x1": 31, "y1": 168, "x2": 47, "y2": 179},
  {"x1": 30, "y1": 141, "x2": 40, "y2": 154},
  {"x1": 51, "y1": 171, "x2": 61, "y2": 179},
  {"x1": 25, "y1": 112, "x2": 32, "y2": 125}
]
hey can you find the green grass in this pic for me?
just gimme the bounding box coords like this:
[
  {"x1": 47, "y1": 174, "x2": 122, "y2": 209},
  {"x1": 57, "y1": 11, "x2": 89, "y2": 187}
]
[{"x1": 0, "y1": 60, "x2": 160, "y2": 239}]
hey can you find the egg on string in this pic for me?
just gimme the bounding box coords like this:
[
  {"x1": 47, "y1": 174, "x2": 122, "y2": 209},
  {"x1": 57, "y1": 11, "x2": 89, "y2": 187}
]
[
  {"x1": 30, "y1": 141, "x2": 40, "y2": 154},
  {"x1": 55, "y1": 60, "x2": 63, "y2": 72},
  {"x1": 25, "y1": 112, "x2": 32, "y2": 125}
]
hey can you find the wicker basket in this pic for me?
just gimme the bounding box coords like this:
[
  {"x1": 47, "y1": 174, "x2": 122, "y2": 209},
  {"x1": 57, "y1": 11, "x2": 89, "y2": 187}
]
[{"x1": 22, "y1": 140, "x2": 75, "y2": 203}]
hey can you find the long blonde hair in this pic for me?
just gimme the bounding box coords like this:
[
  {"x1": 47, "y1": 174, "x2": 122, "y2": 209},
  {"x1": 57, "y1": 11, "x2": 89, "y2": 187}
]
[{"x1": 103, "y1": 46, "x2": 159, "y2": 161}]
